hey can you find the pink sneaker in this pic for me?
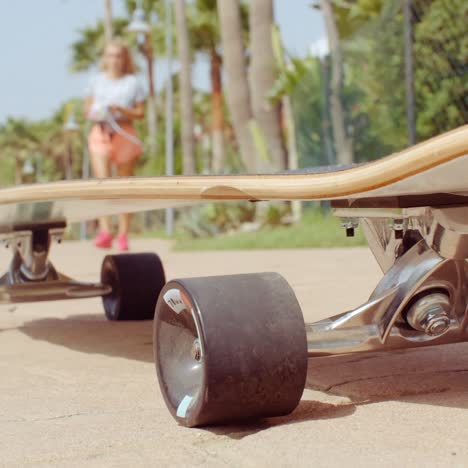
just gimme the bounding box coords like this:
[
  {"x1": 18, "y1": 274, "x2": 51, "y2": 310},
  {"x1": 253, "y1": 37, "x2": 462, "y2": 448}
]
[
  {"x1": 94, "y1": 231, "x2": 113, "y2": 249},
  {"x1": 116, "y1": 234, "x2": 129, "y2": 252}
]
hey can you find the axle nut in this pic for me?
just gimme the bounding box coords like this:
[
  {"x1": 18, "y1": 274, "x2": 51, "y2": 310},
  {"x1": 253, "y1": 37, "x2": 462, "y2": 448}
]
[
  {"x1": 425, "y1": 315, "x2": 450, "y2": 336},
  {"x1": 406, "y1": 292, "x2": 451, "y2": 337}
]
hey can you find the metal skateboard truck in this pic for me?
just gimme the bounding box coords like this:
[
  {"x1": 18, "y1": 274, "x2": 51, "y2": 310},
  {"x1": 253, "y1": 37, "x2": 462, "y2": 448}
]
[
  {"x1": 0, "y1": 222, "x2": 166, "y2": 320},
  {"x1": 153, "y1": 203, "x2": 468, "y2": 427}
]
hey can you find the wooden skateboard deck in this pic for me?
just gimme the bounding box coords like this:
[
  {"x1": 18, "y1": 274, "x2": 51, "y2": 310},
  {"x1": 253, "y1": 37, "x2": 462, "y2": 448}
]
[{"x1": 0, "y1": 125, "x2": 467, "y2": 229}]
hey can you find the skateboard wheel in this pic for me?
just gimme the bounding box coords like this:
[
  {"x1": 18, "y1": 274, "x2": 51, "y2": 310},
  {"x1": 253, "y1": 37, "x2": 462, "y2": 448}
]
[
  {"x1": 154, "y1": 272, "x2": 307, "y2": 427},
  {"x1": 101, "y1": 253, "x2": 166, "y2": 321}
]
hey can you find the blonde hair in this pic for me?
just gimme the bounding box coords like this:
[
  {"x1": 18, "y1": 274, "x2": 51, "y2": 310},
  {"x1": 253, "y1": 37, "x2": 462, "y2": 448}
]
[{"x1": 100, "y1": 38, "x2": 136, "y2": 76}]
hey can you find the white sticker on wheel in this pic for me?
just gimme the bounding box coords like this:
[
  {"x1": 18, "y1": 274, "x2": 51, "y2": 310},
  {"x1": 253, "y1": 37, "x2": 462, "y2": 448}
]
[
  {"x1": 163, "y1": 289, "x2": 187, "y2": 314},
  {"x1": 176, "y1": 395, "x2": 193, "y2": 418}
]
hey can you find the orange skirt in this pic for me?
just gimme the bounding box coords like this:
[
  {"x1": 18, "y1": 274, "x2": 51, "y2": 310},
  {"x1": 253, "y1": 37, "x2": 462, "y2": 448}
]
[{"x1": 88, "y1": 122, "x2": 142, "y2": 164}]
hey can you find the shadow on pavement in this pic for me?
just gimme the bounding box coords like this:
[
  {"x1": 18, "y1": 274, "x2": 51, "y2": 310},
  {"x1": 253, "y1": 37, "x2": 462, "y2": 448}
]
[
  {"x1": 307, "y1": 343, "x2": 468, "y2": 409},
  {"x1": 20, "y1": 313, "x2": 154, "y2": 363},
  {"x1": 18, "y1": 312, "x2": 468, "y2": 437},
  {"x1": 205, "y1": 399, "x2": 356, "y2": 440}
]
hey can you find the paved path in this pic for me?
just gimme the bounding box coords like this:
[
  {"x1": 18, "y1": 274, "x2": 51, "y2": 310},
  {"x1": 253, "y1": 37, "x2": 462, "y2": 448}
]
[{"x1": 1, "y1": 239, "x2": 467, "y2": 467}]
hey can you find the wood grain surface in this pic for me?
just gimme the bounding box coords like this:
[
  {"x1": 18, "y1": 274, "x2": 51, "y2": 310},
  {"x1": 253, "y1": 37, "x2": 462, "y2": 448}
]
[{"x1": 0, "y1": 125, "x2": 467, "y2": 206}]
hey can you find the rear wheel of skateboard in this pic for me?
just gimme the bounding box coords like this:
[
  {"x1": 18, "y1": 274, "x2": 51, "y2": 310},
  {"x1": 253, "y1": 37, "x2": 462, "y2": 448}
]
[
  {"x1": 101, "y1": 253, "x2": 166, "y2": 321},
  {"x1": 154, "y1": 272, "x2": 307, "y2": 427}
]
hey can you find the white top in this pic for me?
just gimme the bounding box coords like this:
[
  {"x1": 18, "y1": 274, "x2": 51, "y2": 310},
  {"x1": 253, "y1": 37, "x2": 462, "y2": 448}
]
[{"x1": 85, "y1": 72, "x2": 146, "y2": 120}]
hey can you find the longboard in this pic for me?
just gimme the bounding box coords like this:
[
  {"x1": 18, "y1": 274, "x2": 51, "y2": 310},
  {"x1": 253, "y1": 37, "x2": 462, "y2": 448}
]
[
  {"x1": 2, "y1": 125, "x2": 468, "y2": 428},
  {"x1": 0, "y1": 125, "x2": 467, "y2": 229}
]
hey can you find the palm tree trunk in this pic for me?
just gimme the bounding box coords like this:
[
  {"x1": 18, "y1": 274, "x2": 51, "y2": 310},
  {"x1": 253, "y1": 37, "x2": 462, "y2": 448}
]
[
  {"x1": 144, "y1": 36, "x2": 158, "y2": 159},
  {"x1": 321, "y1": 0, "x2": 353, "y2": 165},
  {"x1": 103, "y1": 0, "x2": 113, "y2": 44},
  {"x1": 174, "y1": 0, "x2": 195, "y2": 175},
  {"x1": 146, "y1": 95, "x2": 157, "y2": 158},
  {"x1": 15, "y1": 156, "x2": 22, "y2": 185},
  {"x1": 250, "y1": 0, "x2": 287, "y2": 171},
  {"x1": 65, "y1": 139, "x2": 73, "y2": 180},
  {"x1": 217, "y1": 0, "x2": 256, "y2": 172},
  {"x1": 282, "y1": 96, "x2": 302, "y2": 221},
  {"x1": 210, "y1": 51, "x2": 225, "y2": 173}
]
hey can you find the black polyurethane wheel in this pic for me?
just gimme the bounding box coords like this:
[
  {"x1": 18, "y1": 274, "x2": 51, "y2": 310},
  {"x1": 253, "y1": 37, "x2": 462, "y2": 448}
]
[
  {"x1": 101, "y1": 252, "x2": 166, "y2": 321},
  {"x1": 153, "y1": 272, "x2": 308, "y2": 427}
]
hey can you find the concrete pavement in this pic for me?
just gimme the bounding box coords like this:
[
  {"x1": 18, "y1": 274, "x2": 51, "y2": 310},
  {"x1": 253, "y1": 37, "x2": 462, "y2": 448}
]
[{"x1": 1, "y1": 239, "x2": 467, "y2": 467}]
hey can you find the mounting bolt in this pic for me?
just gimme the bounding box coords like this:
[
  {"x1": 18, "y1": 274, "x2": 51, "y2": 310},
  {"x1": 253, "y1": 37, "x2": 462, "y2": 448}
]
[
  {"x1": 340, "y1": 218, "x2": 359, "y2": 238},
  {"x1": 391, "y1": 218, "x2": 407, "y2": 239},
  {"x1": 406, "y1": 292, "x2": 451, "y2": 337}
]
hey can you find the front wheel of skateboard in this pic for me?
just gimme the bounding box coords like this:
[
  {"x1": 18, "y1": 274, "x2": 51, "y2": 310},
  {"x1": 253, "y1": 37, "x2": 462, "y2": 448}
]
[
  {"x1": 153, "y1": 272, "x2": 308, "y2": 427},
  {"x1": 101, "y1": 253, "x2": 166, "y2": 321}
]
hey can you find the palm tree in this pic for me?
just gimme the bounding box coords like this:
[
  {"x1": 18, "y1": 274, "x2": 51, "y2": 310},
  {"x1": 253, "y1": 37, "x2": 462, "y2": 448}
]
[
  {"x1": 217, "y1": 0, "x2": 256, "y2": 172},
  {"x1": 189, "y1": 0, "x2": 251, "y2": 173},
  {"x1": 188, "y1": 0, "x2": 225, "y2": 173},
  {"x1": 174, "y1": 0, "x2": 195, "y2": 174},
  {"x1": 0, "y1": 119, "x2": 44, "y2": 184},
  {"x1": 104, "y1": 0, "x2": 113, "y2": 43},
  {"x1": 320, "y1": 0, "x2": 353, "y2": 164},
  {"x1": 250, "y1": 0, "x2": 287, "y2": 170},
  {"x1": 0, "y1": 119, "x2": 66, "y2": 183},
  {"x1": 69, "y1": 19, "x2": 129, "y2": 73}
]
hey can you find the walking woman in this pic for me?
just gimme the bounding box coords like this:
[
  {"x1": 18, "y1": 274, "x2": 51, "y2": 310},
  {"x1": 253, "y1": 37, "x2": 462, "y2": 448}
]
[{"x1": 84, "y1": 38, "x2": 146, "y2": 251}]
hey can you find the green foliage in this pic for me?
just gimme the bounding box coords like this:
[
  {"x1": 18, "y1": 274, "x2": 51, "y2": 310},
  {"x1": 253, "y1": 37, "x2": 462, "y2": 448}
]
[
  {"x1": 0, "y1": 157, "x2": 15, "y2": 186},
  {"x1": 340, "y1": 0, "x2": 466, "y2": 149},
  {"x1": 261, "y1": 203, "x2": 289, "y2": 227},
  {"x1": 70, "y1": 18, "x2": 130, "y2": 72},
  {"x1": 269, "y1": 56, "x2": 313, "y2": 103},
  {"x1": 289, "y1": 58, "x2": 330, "y2": 167},
  {"x1": 3, "y1": 0, "x2": 464, "y2": 196},
  {"x1": 70, "y1": 1, "x2": 171, "y2": 74},
  {"x1": 171, "y1": 207, "x2": 367, "y2": 250},
  {"x1": 339, "y1": 0, "x2": 408, "y2": 156},
  {"x1": 188, "y1": 0, "x2": 220, "y2": 54},
  {"x1": 0, "y1": 98, "x2": 88, "y2": 186},
  {"x1": 187, "y1": 0, "x2": 249, "y2": 54},
  {"x1": 180, "y1": 202, "x2": 256, "y2": 238},
  {"x1": 414, "y1": 0, "x2": 468, "y2": 138},
  {"x1": 177, "y1": 201, "x2": 297, "y2": 241},
  {"x1": 291, "y1": 0, "x2": 466, "y2": 169}
]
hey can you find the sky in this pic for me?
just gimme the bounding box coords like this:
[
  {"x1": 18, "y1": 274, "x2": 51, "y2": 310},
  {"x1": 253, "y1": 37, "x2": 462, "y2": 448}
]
[{"x1": 0, "y1": 0, "x2": 325, "y2": 123}]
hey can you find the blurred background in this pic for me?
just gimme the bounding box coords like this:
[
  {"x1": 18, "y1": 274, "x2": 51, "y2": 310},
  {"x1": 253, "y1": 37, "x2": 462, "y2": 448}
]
[{"x1": 0, "y1": 0, "x2": 466, "y2": 248}]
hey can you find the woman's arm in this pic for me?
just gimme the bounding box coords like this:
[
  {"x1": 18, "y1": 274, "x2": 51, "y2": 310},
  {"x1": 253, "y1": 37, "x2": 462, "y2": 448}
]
[{"x1": 109, "y1": 102, "x2": 145, "y2": 121}]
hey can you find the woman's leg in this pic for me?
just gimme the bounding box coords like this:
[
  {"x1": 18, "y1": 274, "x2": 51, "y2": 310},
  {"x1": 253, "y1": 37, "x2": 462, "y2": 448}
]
[
  {"x1": 116, "y1": 160, "x2": 137, "y2": 235},
  {"x1": 90, "y1": 151, "x2": 112, "y2": 233}
]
